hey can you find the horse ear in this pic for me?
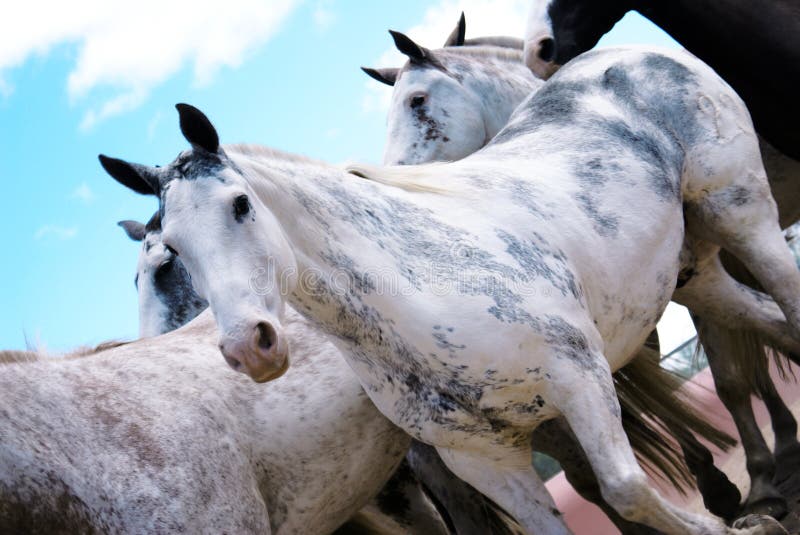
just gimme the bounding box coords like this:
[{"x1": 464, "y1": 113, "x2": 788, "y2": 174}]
[
  {"x1": 361, "y1": 67, "x2": 399, "y2": 86},
  {"x1": 99, "y1": 155, "x2": 160, "y2": 195},
  {"x1": 118, "y1": 220, "x2": 146, "y2": 242},
  {"x1": 443, "y1": 12, "x2": 466, "y2": 47},
  {"x1": 389, "y1": 30, "x2": 427, "y2": 61},
  {"x1": 175, "y1": 103, "x2": 219, "y2": 153}
]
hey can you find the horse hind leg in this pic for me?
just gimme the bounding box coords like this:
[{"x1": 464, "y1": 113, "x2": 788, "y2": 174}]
[
  {"x1": 760, "y1": 377, "x2": 800, "y2": 487},
  {"x1": 405, "y1": 440, "x2": 521, "y2": 535},
  {"x1": 615, "y1": 336, "x2": 741, "y2": 521},
  {"x1": 533, "y1": 418, "x2": 660, "y2": 534},
  {"x1": 716, "y1": 250, "x2": 800, "y2": 485},
  {"x1": 543, "y1": 333, "x2": 784, "y2": 534},
  {"x1": 696, "y1": 316, "x2": 788, "y2": 519},
  {"x1": 434, "y1": 443, "x2": 572, "y2": 535},
  {"x1": 672, "y1": 250, "x2": 800, "y2": 361},
  {"x1": 682, "y1": 112, "x2": 800, "y2": 339}
]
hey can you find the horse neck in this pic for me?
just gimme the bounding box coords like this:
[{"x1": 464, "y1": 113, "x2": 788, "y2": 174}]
[
  {"x1": 447, "y1": 52, "x2": 542, "y2": 141},
  {"x1": 232, "y1": 150, "x2": 390, "y2": 304},
  {"x1": 633, "y1": 0, "x2": 798, "y2": 70}
]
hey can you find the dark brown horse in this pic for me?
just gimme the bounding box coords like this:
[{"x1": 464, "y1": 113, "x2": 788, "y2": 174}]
[
  {"x1": 524, "y1": 0, "x2": 800, "y2": 519},
  {"x1": 524, "y1": 0, "x2": 800, "y2": 162}
]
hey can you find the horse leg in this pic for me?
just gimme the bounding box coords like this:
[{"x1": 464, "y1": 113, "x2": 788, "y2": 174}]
[
  {"x1": 684, "y1": 165, "x2": 800, "y2": 342},
  {"x1": 617, "y1": 331, "x2": 741, "y2": 520},
  {"x1": 760, "y1": 377, "x2": 800, "y2": 486},
  {"x1": 534, "y1": 418, "x2": 660, "y2": 535},
  {"x1": 434, "y1": 444, "x2": 572, "y2": 535},
  {"x1": 679, "y1": 432, "x2": 742, "y2": 522},
  {"x1": 545, "y1": 344, "x2": 784, "y2": 534},
  {"x1": 406, "y1": 440, "x2": 515, "y2": 535},
  {"x1": 696, "y1": 317, "x2": 788, "y2": 519},
  {"x1": 672, "y1": 252, "x2": 800, "y2": 360}
]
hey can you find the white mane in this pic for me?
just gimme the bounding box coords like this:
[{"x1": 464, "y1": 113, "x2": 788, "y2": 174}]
[{"x1": 224, "y1": 143, "x2": 451, "y2": 194}]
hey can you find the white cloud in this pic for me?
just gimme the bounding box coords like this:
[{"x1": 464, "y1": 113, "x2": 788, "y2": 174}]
[
  {"x1": 0, "y1": 0, "x2": 300, "y2": 128},
  {"x1": 34, "y1": 225, "x2": 78, "y2": 241},
  {"x1": 313, "y1": 2, "x2": 336, "y2": 31},
  {"x1": 69, "y1": 182, "x2": 95, "y2": 204},
  {"x1": 361, "y1": 0, "x2": 530, "y2": 114}
]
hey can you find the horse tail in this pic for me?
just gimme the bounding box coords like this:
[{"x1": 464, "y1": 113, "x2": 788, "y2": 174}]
[
  {"x1": 615, "y1": 342, "x2": 736, "y2": 493},
  {"x1": 475, "y1": 496, "x2": 526, "y2": 535}
]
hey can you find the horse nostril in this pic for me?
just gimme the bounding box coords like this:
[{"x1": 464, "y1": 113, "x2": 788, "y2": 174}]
[
  {"x1": 224, "y1": 354, "x2": 243, "y2": 371},
  {"x1": 537, "y1": 37, "x2": 555, "y2": 62},
  {"x1": 256, "y1": 322, "x2": 277, "y2": 352}
]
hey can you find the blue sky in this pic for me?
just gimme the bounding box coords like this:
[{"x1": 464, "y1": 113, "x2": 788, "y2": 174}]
[{"x1": 0, "y1": 1, "x2": 680, "y2": 351}]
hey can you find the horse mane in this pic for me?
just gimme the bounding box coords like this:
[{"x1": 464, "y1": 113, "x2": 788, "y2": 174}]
[
  {"x1": 0, "y1": 340, "x2": 131, "y2": 366},
  {"x1": 346, "y1": 162, "x2": 450, "y2": 194},
  {"x1": 225, "y1": 143, "x2": 324, "y2": 167},
  {"x1": 0, "y1": 350, "x2": 39, "y2": 364},
  {"x1": 463, "y1": 36, "x2": 524, "y2": 50},
  {"x1": 226, "y1": 143, "x2": 450, "y2": 195},
  {"x1": 437, "y1": 44, "x2": 523, "y2": 64}
]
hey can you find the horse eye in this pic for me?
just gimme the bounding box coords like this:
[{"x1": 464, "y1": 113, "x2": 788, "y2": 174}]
[
  {"x1": 410, "y1": 94, "x2": 426, "y2": 108},
  {"x1": 233, "y1": 194, "x2": 251, "y2": 222}
]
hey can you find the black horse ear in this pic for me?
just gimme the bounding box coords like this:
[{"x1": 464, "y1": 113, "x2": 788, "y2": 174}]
[
  {"x1": 443, "y1": 12, "x2": 466, "y2": 47},
  {"x1": 118, "y1": 220, "x2": 146, "y2": 242},
  {"x1": 389, "y1": 30, "x2": 427, "y2": 61},
  {"x1": 361, "y1": 66, "x2": 399, "y2": 86},
  {"x1": 175, "y1": 103, "x2": 219, "y2": 153},
  {"x1": 99, "y1": 155, "x2": 160, "y2": 195}
]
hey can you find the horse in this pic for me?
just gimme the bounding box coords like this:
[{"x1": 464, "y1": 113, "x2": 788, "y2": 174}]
[
  {"x1": 364, "y1": 15, "x2": 800, "y2": 519},
  {"x1": 522, "y1": 0, "x2": 800, "y2": 163},
  {"x1": 523, "y1": 0, "x2": 800, "y2": 514},
  {"x1": 363, "y1": 18, "x2": 749, "y2": 529},
  {"x1": 117, "y1": 215, "x2": 460, "y2": 535},
  {"x1": 102, "y1": 44, "x2": 799, "y2": 533},
  {"x1": 0, "y1": 312, "x2": 438, "y2": 534}
]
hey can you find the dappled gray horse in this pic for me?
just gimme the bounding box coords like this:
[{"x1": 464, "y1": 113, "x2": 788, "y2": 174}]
[{"x1": 104, "y1": 44, "x2": 799, "y2": 532}]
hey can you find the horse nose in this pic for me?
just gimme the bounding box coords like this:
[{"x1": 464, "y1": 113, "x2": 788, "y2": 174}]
[
  {"x1": 256, "y1": 321, "x2": 277, "y2": 352},
  {"x1": 536, "y1": 37, "x2": 555, "y2": 62},
  {"x1": 219, "y1": 321, "x2": 289, "y2": 383},
  {"x1": 524, "y1": 34, "x2": 559, "y2": 79}
]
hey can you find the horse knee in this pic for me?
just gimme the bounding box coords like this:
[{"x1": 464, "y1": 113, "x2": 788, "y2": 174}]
[{"x1": 599, "y1": 472, "x2": 652, "y2": 522}]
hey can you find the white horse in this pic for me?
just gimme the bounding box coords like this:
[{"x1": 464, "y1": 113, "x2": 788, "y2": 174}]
[
  {"x1": 363, "y1": 16, "x2": 800, "y2": 520},
  {"x1": 364, "y1": 18, "x2": 750, "y2": 526},
  {"x1": 0, "y1": 311, "x2": 442, "y2": 534},
  {"x1": 119, "y1": 213, "x2": 527, "y2": 535},
  {"x1": 102, "y1": 45, "x2": 798, "y2": 533}
]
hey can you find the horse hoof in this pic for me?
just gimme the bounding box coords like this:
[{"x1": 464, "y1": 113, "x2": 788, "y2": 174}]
[
  {"x1": 741, "y1": 496, "x2": 788, "y2": 521},
  {"x1": 732, "y1": 514, "x2": 787, "y2": 534}
]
